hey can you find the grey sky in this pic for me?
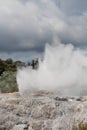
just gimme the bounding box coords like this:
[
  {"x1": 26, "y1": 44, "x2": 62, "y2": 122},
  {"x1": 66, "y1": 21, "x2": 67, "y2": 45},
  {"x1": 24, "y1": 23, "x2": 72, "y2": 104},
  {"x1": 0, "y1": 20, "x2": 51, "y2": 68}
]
[{"x1": 0, "y1": 0, "x2": 87, "y2": 61}]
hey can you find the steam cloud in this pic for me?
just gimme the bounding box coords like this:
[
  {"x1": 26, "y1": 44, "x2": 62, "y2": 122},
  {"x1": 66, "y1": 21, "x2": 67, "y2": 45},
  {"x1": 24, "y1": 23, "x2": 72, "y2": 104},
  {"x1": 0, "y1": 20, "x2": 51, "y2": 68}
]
[{"x1": 17, "y1": 41, "x2": 87, "y2": 96}]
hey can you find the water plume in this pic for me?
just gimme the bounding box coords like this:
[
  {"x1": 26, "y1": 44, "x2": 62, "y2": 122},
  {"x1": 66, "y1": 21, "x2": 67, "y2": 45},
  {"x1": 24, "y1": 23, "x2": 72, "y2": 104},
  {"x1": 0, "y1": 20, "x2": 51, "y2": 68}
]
[{"x1": 17, "y1": 41, "x2": 87, "y2": 96}]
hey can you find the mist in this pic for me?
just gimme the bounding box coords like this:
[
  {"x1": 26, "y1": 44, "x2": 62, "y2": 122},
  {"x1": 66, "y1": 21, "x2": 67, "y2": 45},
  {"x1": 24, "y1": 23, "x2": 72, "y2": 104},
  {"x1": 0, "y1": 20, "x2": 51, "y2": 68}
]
[{"x1": 17, "y1": 41, "x2": 87, "y2": 96}]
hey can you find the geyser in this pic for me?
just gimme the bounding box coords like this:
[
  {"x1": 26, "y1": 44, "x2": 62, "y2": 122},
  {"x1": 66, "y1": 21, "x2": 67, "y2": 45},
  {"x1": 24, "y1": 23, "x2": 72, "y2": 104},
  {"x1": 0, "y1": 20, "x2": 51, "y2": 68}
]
[{"x1": 17, "y1": 41, "x2": 87, "y2": 96}]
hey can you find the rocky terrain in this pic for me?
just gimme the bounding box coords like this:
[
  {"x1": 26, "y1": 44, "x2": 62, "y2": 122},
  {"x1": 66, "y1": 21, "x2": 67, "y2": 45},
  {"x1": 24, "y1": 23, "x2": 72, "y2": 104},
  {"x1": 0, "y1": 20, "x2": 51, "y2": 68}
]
[{"x1": 0, "y1": 91, "x2": 87, "y2": 130}]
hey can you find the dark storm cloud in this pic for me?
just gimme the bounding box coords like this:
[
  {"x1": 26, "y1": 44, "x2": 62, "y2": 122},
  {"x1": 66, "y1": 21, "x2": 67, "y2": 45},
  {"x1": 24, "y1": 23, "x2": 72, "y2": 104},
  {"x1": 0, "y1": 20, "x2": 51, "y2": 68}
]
[{"x1": 0, "y1": 0, "x2": 87, "y2": 53}]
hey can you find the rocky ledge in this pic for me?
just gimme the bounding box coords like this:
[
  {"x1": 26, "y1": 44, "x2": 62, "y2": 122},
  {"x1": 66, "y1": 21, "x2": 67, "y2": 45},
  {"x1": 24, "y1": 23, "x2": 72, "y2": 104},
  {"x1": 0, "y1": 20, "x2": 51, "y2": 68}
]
[{"x1": 0, "y1": 91, "x2": 87, "y2": 130}]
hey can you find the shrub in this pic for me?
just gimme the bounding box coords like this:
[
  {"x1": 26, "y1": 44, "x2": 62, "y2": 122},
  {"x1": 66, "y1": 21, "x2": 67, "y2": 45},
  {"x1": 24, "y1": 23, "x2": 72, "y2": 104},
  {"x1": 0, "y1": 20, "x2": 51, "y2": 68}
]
[{"x1": 0, "y1": 71, "x2": 18, "y2": 93}]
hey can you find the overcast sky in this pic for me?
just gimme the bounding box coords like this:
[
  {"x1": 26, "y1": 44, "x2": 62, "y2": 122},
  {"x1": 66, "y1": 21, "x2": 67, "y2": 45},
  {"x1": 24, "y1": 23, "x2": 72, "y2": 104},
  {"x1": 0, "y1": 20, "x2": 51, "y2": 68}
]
[{"x1": 0, "y1": 0, "x2": 87, "y2": 61}]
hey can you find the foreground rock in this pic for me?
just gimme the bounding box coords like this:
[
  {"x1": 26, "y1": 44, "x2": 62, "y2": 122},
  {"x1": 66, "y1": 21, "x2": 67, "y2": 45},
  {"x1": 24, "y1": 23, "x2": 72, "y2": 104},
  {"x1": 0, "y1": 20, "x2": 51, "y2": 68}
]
[{"x1": 0, "y1": 91, "x2": 87, "y2": 130}]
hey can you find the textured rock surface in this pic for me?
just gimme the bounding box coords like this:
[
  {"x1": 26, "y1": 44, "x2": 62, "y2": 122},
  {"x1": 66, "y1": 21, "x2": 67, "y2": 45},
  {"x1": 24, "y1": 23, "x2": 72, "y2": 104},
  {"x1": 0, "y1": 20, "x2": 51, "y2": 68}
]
[{"x1": 0, "y1": 91, "x2": 87, "y2": 130}]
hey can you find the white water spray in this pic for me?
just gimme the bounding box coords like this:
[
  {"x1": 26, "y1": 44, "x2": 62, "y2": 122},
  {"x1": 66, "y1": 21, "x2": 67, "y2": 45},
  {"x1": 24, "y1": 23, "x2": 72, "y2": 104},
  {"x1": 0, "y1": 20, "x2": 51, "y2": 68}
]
[{"x1": 17, "y1": 41, "x2": 87, "y2": 96}]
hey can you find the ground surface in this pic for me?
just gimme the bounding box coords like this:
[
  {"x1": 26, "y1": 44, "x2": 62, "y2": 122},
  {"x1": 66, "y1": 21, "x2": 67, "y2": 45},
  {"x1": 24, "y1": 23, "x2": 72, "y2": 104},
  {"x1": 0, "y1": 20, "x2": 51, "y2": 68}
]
[{"x1": 0, "y1": 91, "x2": 87, "y2": 130}]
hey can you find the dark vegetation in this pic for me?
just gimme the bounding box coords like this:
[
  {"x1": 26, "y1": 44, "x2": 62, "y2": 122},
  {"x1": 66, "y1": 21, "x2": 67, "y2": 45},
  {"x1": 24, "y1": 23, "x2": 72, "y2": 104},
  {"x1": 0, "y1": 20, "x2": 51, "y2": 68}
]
[
  {"x1": 0, "y1": 58, "x2": 26, "y2": 76},
  {"x1": 0, "y1": 58, "x2": 39, "y2": 93},
  {"x1": 0, "y1": 58, "x2": 26, "y2": 93}
]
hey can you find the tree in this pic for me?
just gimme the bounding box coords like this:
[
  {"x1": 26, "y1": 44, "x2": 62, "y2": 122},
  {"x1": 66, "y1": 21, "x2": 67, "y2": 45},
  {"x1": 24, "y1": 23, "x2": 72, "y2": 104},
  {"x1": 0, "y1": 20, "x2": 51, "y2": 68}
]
[
  {"x1": 0, "y1": 59, "x2": 5, "y2": 75},
  {"x1": 5, "y1": 58, "x2": 13, "y2": 64}
]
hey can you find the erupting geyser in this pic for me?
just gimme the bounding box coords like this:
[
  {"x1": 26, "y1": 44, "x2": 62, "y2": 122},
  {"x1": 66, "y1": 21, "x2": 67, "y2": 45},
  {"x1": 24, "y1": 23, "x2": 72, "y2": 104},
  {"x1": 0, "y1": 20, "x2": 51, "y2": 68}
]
[{"x1": 17, "y1": 41, "x2": 87, "y2": 96}]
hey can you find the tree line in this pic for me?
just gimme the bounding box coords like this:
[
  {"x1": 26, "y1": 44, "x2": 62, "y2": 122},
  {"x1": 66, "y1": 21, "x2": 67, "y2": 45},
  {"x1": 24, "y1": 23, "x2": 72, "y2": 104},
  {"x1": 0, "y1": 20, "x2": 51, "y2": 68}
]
[
  {"x1": 0, "y1": 58, "x2": 26, "y2": 76},
  {"x1": 0, "y1": 58, "x2": 39, "y2": 76}
]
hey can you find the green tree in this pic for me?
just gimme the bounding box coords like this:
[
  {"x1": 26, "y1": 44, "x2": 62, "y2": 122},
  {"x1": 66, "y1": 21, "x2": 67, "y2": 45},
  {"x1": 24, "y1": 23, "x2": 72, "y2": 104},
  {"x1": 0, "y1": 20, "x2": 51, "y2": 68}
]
[{"x1": 0, "y1": 59, "x2": 5, "y2": 75}]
